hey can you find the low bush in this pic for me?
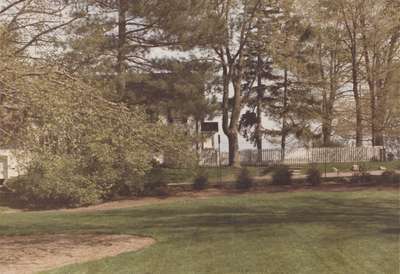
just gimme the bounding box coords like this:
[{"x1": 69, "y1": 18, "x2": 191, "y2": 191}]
[
  {"x1": 306, "y1": 166, "x2": 322, "y2": 186},
  {"x1": 360, "y1": 164, "x2": 373, "y2": 183},
  {"x1": 236, "y1": 168, "x2": 253, "y2": 190},
  {"x1": 6, "y1": 156, "x2": 101, "y2": 208},
  {"x1": 272, "y1": 165, "x2": 292, "y2": 185},
  {"x1": 381, "y1": 170, "x2": 400, "y2": 184},
  {"x1": 193, "y1": 169, "x2": 208, "y2": 191},
  {"x1": 143, "y1": 180, "x2": 169, "y2": 197},
  {"x1": 144, "y1": 167, "x2": 195, "y2": 185},
  {"x1": 262, "y1": 164, "x2": 276, "y2": 175},
  {"x1": 351, "y1": 171, "x2": 373, "y2": 184},
  {"x1": 394, "y1": 174, "x2": 400, "y2": 184}
]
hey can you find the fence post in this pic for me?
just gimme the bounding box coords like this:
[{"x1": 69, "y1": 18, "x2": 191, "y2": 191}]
[{"x1": 380, "y1": 148, "x2": 386, "y2": 162}]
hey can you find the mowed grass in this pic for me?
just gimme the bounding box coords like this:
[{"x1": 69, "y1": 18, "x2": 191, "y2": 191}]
[{"x1": 1, "y1": 190, "x2": 399, "y2": 274}]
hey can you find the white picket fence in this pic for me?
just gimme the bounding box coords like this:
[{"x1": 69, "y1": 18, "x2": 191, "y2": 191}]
[{"x1": 200, "y1": 146, "x2": 385, "y2": 167}]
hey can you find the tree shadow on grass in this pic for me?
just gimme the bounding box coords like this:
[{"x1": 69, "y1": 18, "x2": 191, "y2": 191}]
[
  {"x1": 91, "y1": 195, "x2": 400, "y2": 237},
  {"x1": 380, "y1": 228, "x2": 400, "y2": 234},
  {"x1": 0, "y1": 194, "x2": 398, "y2": 240}
]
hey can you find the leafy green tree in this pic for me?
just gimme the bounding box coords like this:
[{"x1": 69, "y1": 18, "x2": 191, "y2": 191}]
[
  {"x1": 299, "y1": 0, "x2": 399, "y2": 147},
  {"x1": 58, "y1": 0, "x2": 155, "y2": 97},
  {"x1": 296, "y1": 1, "x2": 350, "y2": 146},
  {"x1": 258, "y1": 0, "x2": 319, "y2": 157},
  {"x1": 206, "y1": 0, "x2": 266, "y2": 167},
  {"x1": 125, "y1": 58, "x2": 219, "y2": 154},
  {"x1": 0, "y1": 37, "x2": 193, "y2": 206},
  {"x1": 304, "y1": 0, "x2": 365, "y2": 146},
  {"x1": 239, "y1": 1, "x2": 280, "y2": 159},
  {"x1": 125, "y1": 58, "x2": 218, "y2": 125},
  {"x1": 58, "y1": 0, "x2": 213, "y2": 95},
  {"x1": 358, "y1": 0, "x2": 399, "y2": 146}
]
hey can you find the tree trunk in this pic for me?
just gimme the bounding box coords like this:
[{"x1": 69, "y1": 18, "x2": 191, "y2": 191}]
[
  {"x1": 322, "y1": 121, "x2": 332, "y2": 146},
  {"x1": 344, "y1": 13, "x2": 363, "y2": 147},
  {"x1": 374, "y1": 80, "x2": 386, "y2": 146},
  {"x1": 361, "y1": 23, "x2": 378, "y2": 147},
  {"x1": 228, "y1": 132, "x2": 240, "y2": 168},
  {"x1": 354, "y1": 92, "x2": 363, "y2": 147},
  {"x1": 374, "y1": 131, "x2": 384, "y2": 146},
  {"x1": 281, "y1": 68, "x2": 288, "y2": 161},
  {"x1": 322, "y1": 95, "x2": 336, "y2": 147},
  {"x1": 256, "y1": 54, "x2": 263, "y2": 163},
  {"x1": 321, "y1": 49, "x2": 339, "y2": 147},
  {"x1": 322, "y1": 97, "x2": 335, "y2": 147},
  {"x1": 256, "y1": 97, "x2": 262, "y2": 162},
  {"x1": 220, "y1": 64, "x2": 241, "y2": 167},
  {"x1": 221, "y1": 66, "x2": 230, "y2": 137},
  {"x1": 195, "y1": 119, "x2": 200, "y2": 156},
  {"x1": 227, "y1": 64, "x2": 243, "y2": 167},
  {"x1": 321, "y1": 88, "x2": 333, "y2": 147},
  {"x1": 116, "y1": 0, "x2": 127, "y2": 99},
  {"x1": 370, "y1": 85, "x2": 377, "y2": 146},
  {"x1": 281, "y1": 132, "x2": 286, "y2": 161},
  {"x1": 351, "y1": 44, "x2": 363, "y2": 147}
]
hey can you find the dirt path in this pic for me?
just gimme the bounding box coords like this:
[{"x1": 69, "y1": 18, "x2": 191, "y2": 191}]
[{"x1": 0, "y1": 234, "x2": 155, "y2": 274}]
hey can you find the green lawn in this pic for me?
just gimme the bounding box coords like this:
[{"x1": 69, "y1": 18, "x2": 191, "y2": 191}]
[{"x1": 1, "y1": 190, "x2": 399, "y2": 274}]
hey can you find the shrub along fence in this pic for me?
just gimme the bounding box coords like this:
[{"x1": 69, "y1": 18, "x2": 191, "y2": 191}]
[{"x1": 200, "y1": 146, "x2": 386, "y2": 167}]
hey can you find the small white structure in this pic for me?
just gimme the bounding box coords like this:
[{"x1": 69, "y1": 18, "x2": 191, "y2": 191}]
[
  {"x1": 202, "y1": 137, "x2": 215, "y2": 149},
  {"x1": 0, "y1": 149, "x2": 26, "y2": 180}
]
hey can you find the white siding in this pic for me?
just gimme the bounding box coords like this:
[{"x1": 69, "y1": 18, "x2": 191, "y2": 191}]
[{"x1": 0, "y1": 149, "x2": 26, "y2": 179}]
